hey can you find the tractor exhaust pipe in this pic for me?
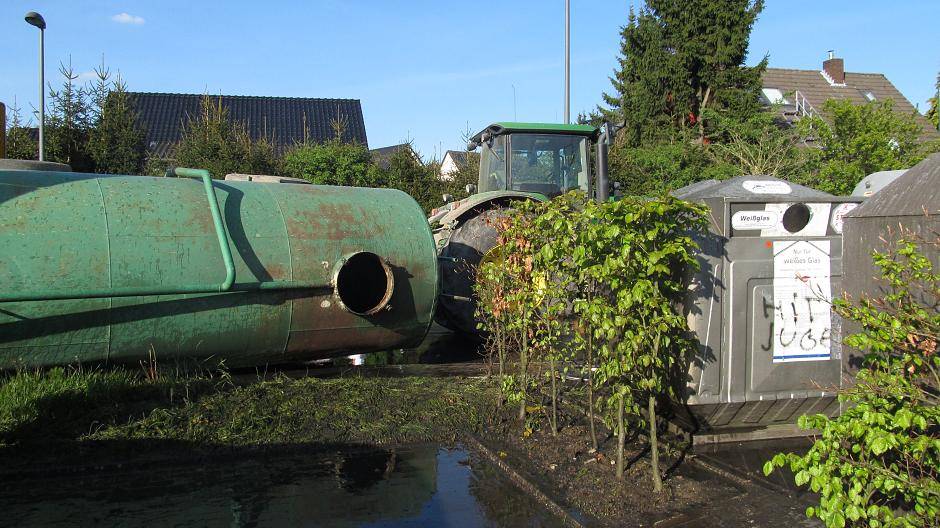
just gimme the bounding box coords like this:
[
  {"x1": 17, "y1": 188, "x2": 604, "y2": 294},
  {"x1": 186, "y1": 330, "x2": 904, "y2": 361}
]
[{"x1": 595, "y1": 123, "x2": 612, "y2": 203}]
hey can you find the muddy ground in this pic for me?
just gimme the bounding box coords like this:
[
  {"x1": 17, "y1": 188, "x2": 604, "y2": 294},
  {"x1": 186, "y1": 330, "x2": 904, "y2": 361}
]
[{"x1": 0, "y1": 366, "x2": 819, "y2": 527}]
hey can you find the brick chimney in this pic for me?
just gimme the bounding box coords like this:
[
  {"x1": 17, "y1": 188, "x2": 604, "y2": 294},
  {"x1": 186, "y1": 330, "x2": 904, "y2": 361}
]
[{"x1": 823, "y1": 50, "x2": 845, "y2": 85}]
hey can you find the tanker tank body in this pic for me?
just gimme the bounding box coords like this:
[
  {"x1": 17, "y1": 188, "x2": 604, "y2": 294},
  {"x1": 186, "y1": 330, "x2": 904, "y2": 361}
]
[{"x1": 0, "y1": 167, "x2": 438, "y2": 369}]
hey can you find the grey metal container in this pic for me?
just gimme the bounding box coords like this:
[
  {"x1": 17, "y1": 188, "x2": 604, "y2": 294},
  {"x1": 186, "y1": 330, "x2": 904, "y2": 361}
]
[
  {"x1": 674, "y1": 175, "x2": 863, "y2": 432},
  {"x1": 842, "y1": 154, "x2": 940, "y2": 373}
]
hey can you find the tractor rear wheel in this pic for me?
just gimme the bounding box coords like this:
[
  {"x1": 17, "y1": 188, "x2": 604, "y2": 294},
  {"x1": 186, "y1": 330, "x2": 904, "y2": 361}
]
[{"x1": 434, "y1": 208, "x2": 507, "y2": 338}]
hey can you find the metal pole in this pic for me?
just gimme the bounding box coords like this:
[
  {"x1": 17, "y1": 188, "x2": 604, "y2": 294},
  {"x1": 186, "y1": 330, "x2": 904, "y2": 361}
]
[
  {"x1": 0, "y1": 102, "x2": 6, "y2": 158},
  {"x1": 38, "y1": 27, "x2": 45, "y2": 161},
  {"x1": 564, "y1": 0, "x2": 570, "y2": 124}
]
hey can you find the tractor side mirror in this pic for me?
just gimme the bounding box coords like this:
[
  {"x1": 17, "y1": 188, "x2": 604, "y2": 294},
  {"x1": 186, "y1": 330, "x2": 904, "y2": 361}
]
[{"x1": 465, "y1": 184, "x2": 477, "y2": 195}]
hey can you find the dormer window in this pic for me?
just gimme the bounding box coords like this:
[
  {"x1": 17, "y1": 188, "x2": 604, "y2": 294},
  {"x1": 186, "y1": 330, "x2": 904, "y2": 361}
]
[{"x1": 761, "y1": 88, "x2": 790, "y2": 105}]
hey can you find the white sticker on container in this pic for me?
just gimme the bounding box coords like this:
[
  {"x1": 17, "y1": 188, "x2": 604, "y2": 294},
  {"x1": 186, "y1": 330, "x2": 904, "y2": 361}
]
[
  {"x1": 732, "y1": 210, "x2": 779, "y2": 230},
  {"x1": 742, "y1": 180, "x2": 792, "y2": 194},
  {"x1": 772, "y1": 240, "x2": 832, "y2": 363},
  {"x1": 830, "y1": 203, "x2": 858, "y2": 234},
  {"x1": 760, "y1": 203, "x2": 832, "y2": 237}
]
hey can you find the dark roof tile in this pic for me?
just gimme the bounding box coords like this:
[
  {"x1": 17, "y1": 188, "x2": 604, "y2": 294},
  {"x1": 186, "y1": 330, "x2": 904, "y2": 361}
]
[{"x1": 127, "y1": 92, "x2": 368, "y2": 158}]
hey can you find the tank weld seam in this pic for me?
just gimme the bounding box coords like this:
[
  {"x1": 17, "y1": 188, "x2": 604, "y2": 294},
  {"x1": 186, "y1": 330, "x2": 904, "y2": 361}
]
[
  {"x1": 93, "y1": 177, "x2": 113, "y2": 362},
  {"x1": 261, "y1": 184, "x2": 294, "y2": 356}
]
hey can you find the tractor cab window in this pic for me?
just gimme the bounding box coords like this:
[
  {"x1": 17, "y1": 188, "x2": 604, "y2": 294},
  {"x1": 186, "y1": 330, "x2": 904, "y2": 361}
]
[
  {"x1": 478, "y1": 136, "x2": 508, "y2": 193},
  {"x1": 507, "y1": 134, "x2": 588, "y2": 197}
]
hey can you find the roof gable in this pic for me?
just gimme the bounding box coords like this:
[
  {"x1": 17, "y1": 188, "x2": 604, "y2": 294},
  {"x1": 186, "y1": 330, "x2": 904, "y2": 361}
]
[
  {"x1": 128, "y1": 92, "x2": 368, "y2": 158},
  {"x1": 761, "y1": 68, "x2": 938, "y2": 137}
]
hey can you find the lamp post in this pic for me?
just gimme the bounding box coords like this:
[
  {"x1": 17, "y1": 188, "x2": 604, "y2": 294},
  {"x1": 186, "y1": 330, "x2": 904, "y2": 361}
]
[
  {"x1": 564, "y1": 0, "x2": 570, "y2": 124},
  {"x1": 25, "y1": 11, "x2": 46, "y2": 161}
]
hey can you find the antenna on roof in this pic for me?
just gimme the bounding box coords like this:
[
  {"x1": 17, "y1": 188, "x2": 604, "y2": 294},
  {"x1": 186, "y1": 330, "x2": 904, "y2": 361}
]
[{"x1": 827, "y1": 50, "x2": 835, "y2": 60}]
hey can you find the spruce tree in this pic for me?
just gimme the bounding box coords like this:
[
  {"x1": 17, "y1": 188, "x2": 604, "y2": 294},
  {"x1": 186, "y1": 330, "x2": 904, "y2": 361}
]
[
  {"x1": 46, "y1": 58, "x2": 94, "y2": 171},
  {"x1": 4, "y1": 97, "x2": 38, "y2": 160},
  {"x1": 87, "y1": 74, "x2": 147, "y2": 174},
  {"x1": 601, "y1": 0, "x2": 767, "y2": 145},
  {"x1": 174, "y1": 95, "x2": 279, "y2": 178}
]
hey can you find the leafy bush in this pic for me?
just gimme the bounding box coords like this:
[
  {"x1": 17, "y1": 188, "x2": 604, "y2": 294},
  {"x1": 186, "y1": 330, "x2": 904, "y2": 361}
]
[
  {"x1": 475, "y1": 192, "x2": 707, "y2": 489},
  {"x1": 282, "y1": 139, "x2": 381, "y2": 187},
  {"x1": 609, "y1": 140, "x2": 737, "y2": 197},
  {"x1": 795, "y1": 99, "x2": 931, "y2": 195},
  {"x1": 765, "y1": 233, "x2": 939, "y2": 527}
]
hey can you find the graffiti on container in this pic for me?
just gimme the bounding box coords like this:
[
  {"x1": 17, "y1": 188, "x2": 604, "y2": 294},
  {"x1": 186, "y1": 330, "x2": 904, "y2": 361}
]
[{"x1": 769, "y1": 241, "x2": 832, "y2": 363}]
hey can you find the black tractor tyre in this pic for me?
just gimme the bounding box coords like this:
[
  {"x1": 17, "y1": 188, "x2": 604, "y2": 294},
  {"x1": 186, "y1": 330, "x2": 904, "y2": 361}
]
[{"x1": 435, "y1": 208, "x2": 507, "y2": 338}]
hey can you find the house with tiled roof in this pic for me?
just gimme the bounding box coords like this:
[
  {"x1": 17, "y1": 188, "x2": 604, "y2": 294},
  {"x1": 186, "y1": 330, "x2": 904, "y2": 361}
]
[
  {"x1": 760, "y1": 53, "x2": 938, "y2": 139},
  {"x1": 369, "y1": 143, "x2": 419, "y2": 170},
  {"x1": 127, "y1": 93, "x2": 368, "y2": 160},
  {"x1": 439, "y1": 150, "x2": 479, "y2": 181}
]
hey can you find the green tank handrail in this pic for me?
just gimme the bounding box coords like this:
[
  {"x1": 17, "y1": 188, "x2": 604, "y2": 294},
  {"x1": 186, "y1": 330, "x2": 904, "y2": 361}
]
[{"x1": 0, "y1": 167, "x2": 236, "y2": 302}]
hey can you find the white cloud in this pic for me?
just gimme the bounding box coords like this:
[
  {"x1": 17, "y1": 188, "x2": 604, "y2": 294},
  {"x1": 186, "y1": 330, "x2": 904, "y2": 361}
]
[
  {"x1": 76, "y1": 71, "x2": 99, "y2": 82},
  {"x1": 111, "y1": 13, "x2": 145, "y2": 25}
]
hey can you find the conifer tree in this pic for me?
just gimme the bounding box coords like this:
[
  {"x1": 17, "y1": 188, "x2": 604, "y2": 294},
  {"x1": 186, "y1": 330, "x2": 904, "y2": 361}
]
[
  {"x1": 46, "y1": 58, "x2": 94, "y2": 171},
  {"x1": 174, "y1": 95, "x2": 278, "y2": 178},
  {"x1": 4, "y1": 97, "x2": 38, "y2": 160},
  {"x1": 87, "y1": 73, "x2": 147, "y2": 175},
  {"x1": 601, "y1": 0, "x2": 767, "y2": 146}
]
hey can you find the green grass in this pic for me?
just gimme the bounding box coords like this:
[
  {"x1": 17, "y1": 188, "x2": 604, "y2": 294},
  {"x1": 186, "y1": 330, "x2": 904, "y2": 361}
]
[{"x1": 0, "y1": 366, "x2": 500, "y2": 449}]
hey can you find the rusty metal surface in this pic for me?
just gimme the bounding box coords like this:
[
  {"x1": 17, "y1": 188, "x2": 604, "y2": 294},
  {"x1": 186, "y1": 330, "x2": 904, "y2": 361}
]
[{"x1": 0, "y1": 171, "x2": 437, "y2": 369}]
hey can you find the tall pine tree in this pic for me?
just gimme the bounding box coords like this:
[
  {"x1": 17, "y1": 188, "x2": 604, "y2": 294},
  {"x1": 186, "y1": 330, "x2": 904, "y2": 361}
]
[
  {"x1": 87, "y1": 74, "x2": 147, "y2": 175},
  {"x1": 601, "y1": 0, "x2": 767, "y2": 146},
  {"x1": 4, "y1": 97, "x2": 38, "y2": 160}
]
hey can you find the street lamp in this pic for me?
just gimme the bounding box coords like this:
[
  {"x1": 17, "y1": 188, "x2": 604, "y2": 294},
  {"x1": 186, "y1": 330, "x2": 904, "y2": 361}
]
[{"x1": 25, "y1": 11, "x2": 46, "y2": 161}]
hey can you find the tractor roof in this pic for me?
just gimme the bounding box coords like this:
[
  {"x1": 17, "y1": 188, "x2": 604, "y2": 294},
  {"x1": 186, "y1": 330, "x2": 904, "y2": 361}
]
[{"x1": 470, "y1": 122, "x2": 598, "y2": 144}]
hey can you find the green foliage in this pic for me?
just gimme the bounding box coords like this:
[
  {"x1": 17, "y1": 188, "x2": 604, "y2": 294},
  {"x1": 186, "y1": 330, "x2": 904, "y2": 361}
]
[
  {"x1": 45, "y1": 59, "x2": 94, "y2": 172},
  {"x1": 609, "y1": 140, "x2": 738, "y2": 196},
  {"x1": 174, "y1": 95, "x2": 279, "y2": 178},
  {"x1": 601, "y1": 0, "x2": 766, "y2": 145},
  {"x1": 86, "y1": 76, "x2": 147, "y2": 175},
  {"x1": 705, "y1": 107, "x2": 807, "y2": 178},
  {"x1": 3, "y1": 98, "x2": 38, "y2": 160},
  {"x1": 475, "y1": 192, "x2": 707, "y2": 487},
  {"x1": 795, "y1": 99, "x2": 930, "y2": 195},
  {"x1": 384, "y1": 146, "x2": 451, "y2": 214},
  {"x1": 282, "y1": 139, "x2": 380, "y2": 187},
  {"x1": 926, "y1": 73, "x2": 939, "y2": 130},
  {"x1": 765, "y1": 234, "x2": 939, "y2": 527}
]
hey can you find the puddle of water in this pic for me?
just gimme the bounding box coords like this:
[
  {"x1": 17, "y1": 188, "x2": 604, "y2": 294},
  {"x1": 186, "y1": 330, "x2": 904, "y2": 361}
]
[{"x1": 0, "y1": 444, "x2": 563, "y2": 527}]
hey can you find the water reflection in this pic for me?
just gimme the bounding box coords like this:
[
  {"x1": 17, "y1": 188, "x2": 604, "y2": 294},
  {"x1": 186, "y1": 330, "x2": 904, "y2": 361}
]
[{"x1": 0, "y1": 445, "x2": 561, "y2": 527}]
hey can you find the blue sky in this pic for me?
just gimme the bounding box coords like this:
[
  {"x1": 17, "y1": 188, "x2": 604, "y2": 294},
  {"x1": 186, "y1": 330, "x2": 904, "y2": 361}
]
[{"x1": 2, "y1": 1, "x2": 938, "y2": 159}]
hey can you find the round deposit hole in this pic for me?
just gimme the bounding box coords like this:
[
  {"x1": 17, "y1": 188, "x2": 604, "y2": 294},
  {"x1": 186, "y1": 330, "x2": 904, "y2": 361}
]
[
  {"x1": 335, "y1": 252, "x2": 394, "y2": 315},
  {"x1": 782, "y1": 203, "x2": 812, "y2": 233}
]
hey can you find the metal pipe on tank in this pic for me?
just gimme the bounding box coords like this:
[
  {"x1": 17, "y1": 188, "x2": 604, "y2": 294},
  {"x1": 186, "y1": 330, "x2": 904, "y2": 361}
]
[{"x1": 0, "y1": 167, "x2": 438, "y2": 368}]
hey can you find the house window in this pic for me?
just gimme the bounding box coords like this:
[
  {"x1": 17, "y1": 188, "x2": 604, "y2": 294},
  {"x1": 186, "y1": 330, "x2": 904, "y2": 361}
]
[
  {"x1": 861, "y1": 90, "x2": 877, "y2": 102},
  {"x1": 761, "y1": 88, "x2": 790, "y2": 105}
]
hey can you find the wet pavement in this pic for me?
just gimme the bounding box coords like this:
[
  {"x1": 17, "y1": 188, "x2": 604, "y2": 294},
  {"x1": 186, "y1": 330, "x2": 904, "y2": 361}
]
[{"x1": 0, "y1": 444, "x2": 564, "y2": 527}]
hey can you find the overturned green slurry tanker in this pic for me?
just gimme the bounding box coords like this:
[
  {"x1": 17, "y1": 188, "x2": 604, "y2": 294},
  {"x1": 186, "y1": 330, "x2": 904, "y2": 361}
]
[{"x1": 0, "y1": 165, "x2": 437, "y2": 369}]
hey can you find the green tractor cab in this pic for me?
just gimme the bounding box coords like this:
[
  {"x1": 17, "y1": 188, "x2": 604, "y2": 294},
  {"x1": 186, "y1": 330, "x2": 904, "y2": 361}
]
[{"x1": 431, "y1": 121, "x2": 613, "y2": 336}]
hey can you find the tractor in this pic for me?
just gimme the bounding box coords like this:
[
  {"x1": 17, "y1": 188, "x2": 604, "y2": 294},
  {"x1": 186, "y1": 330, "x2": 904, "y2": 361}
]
[{"x1": 429, "y1": 121, "x2": 613, "y2": 336}]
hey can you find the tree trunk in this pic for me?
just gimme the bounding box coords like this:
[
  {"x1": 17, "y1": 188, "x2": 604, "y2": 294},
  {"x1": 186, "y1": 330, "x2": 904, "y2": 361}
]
[
  {"x1": 517, "y1": 319, "x2": 528, "y2": 422},
  {"x1": 497, "y1": 325, "x2": 505, "y2": 377},
  {"x1": 616, "y1": 393, "x2": 625, "y2": 481},
  {"x1": 587, "y1": 329, "x2": 598, "y2": 451},
  {"x1": 649, "y1": 394, "x2": 662, "y2": 492},
  {"x1": 550, "y1": 357, "x2": 558, "y2": 436}
]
